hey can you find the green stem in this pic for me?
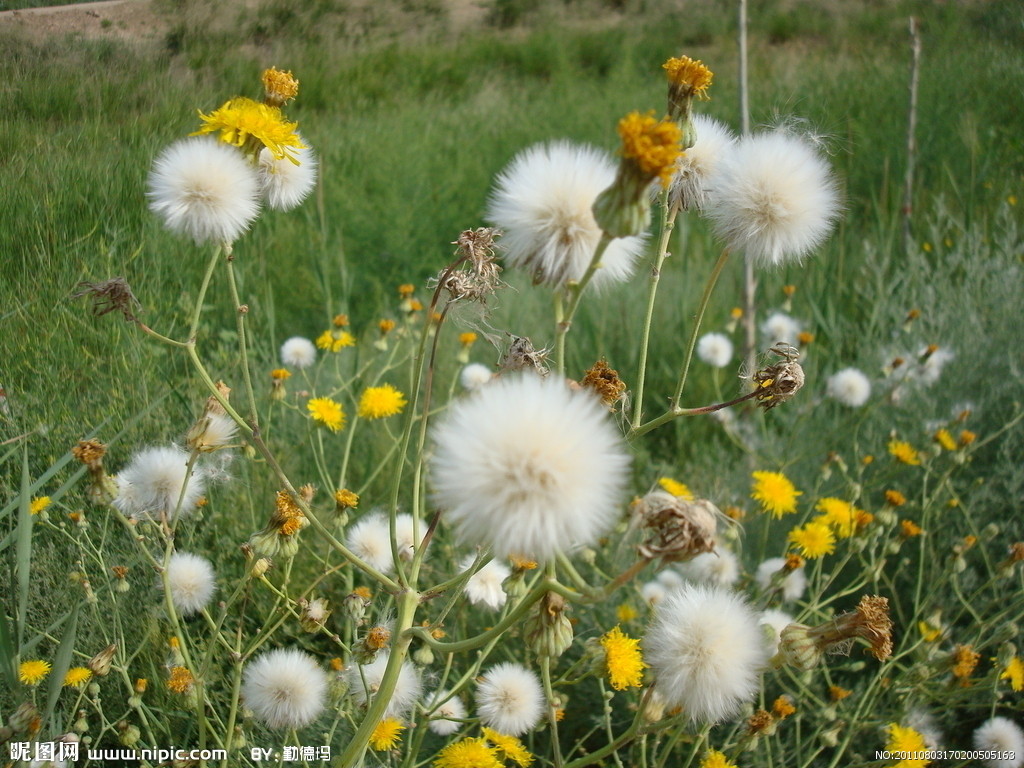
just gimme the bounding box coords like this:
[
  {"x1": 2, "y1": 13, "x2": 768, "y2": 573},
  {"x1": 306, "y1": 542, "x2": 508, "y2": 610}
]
[
  {"x1": 671, "y1": 249, "x2": 731, "y2": 409},
  {"x1": 224, "y1": 250, "x2": 260, "y2": 428},
  {"x1": 541, "y1": 657, "x2": 564, "y2": 768},
  {"x1": 188, "y1": 245, "x2": 222, "y2": 341},
  {"x1": 555, "y1": 233, "x2": 613, "y2": 375}
]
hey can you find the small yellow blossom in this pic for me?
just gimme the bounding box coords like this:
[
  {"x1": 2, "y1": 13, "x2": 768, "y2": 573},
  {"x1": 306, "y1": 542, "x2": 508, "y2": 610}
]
[
  {"x1": 459, "y1": 332, "x2": 478, "y2": 347},
  {"x1": 900, "y1": 519, "x2": 923, "y2": 538},
  {"x1": 885, "y1": 489, "x2": 906, "y2": 507},
  {"x1": 888, "y1": 440, "x2": 921, "y2": 466},
  {"x1": 922, "y1": 242, "x2": 933, "y2": 253},
  {"x1": 1000, "y1": 657, "x2": 1024, "y2": 692},
  {"x1": 307, "y1": 397, "x2": 346, "y2": 432},
  {"x1": 1009, "y1": 195, "x2": 1018, "y2": 206},
  {"x1": 482, "y1": 728, "x2": 534, "y2": 767},
  {"x1": 510, "y1": 554, "x2": 538, "y2": 571},
  {"x1": 30, "y1": 496, "x2": 52, "y2": 515},
  {"x1": 788, "y1": 521, "x2": 836, "y2": 559},
  {"x1": 917, "y1": 621, "x2": 941, "y2": 642},
  {"x1": 193, "y1": 97, "x2": 305, "y2": 163},
  {"x1": 19, "y1": 659, "x2": 51, "y2": 685},
  {"x1": 379, "y1": 318, "x2": 396, "y2": 334},
  {"x1": 599, "y1": 626, "x2": 646, "y2": 691},
  {"x1": 261, "y1": 67, "x2": 299, "y2": 105},
  {"x1": 352, "y1": 585, "x2": 372, "y2": 600},
  {"x1": 167, "y1": 666, "x2": 194, "y2": 693},
  {"x1": 270, "y1": 368, "x2": 291, "y2": 381},
  {"x1": 370, "y1": 718, "x2": 405, "y2": 751},
  {"x1": 814, "y1": 497, "x2": 863, "y2": 538},
  {"x1": 829, "y1": 685, "x2": 852, "y2": 701},
  {"x1": 885, "y1": 723, "x2": 931, "y2": 767},
  {"x1": 699, "y1": 749, "x2": 738, "y2": 768},
  {"x1": 316, "y1": 329, "x2": 356, "y2": 352},
  {"x1": 798, "y1": 331, "x2": 815, "y2": 345},
  {"x1": 398, "y1": 283, "x2": 416, "y2": 298},
  {"x1": 933, "y1": 429, "x2": 957, "y2": 451},
  {"x1": 751, "y1": 470, "x2": 802, "y2": 518},
  {"x1": 730, "y1": 307, "x2": 743, "y2": 319},
  {"x1": 657, "y1": 477, "x2": 693, "y2": 500},
  {"x1": 358, "y1": 385, "x2": 407, "y2": 420},
  {"x1": 663, "y1": 56, "x2": 713, "y2": 100},
  {"x1": 332, "y1": 313, "x2": 350, "y2": 328},
  {"x1": 959, "y1": 430, "x2": 977, "y2": 446},
  {"x1": 617, "y1": 111, "x2": 683, "y2": 188},
  {"x1": 433, "y1": 738, "x2": 502, "y2": 768},
  {"x1": 862, "y1": 454, "x2": 875, "y2": 465},
  {"x1": 616, "y1": 603, "x2": 638, "y2": 623},
  {"x1": 64, "y1": 667, "x2": 93, "y2": 688},
  {"x1": 952, "y1": 644, "x2": 980, "y2": 685},
  {"x1": 334, "y1": 489, "x2": 359, "y2": 509}
]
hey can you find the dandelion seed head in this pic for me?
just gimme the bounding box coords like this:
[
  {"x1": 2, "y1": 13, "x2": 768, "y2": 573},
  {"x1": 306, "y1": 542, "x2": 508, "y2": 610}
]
[
  {"x1": 258, "y1": 139, "x2": 317, "y2": 211},
  {"x1": 347, "y1": 654, "x2": 423, "y2": 718},
  {"x1": 462, "y1": 556, "x2": 511, "y2": 611},
  {"x1": 827, "y1": 368, "x2": 872, "y2": 407},
  {"x1": 476, "y1": 662, "x2": 545, "y2": 736},
  {"x1": 113, "y1": 445, "x2": 208, "y2": 521},
  {"x1": 696, "y1": 332, "x2": 734, "y2": 369},
  {"x1": 761, "y1": 312, "x2": 802, "y2": 347},
  {"x1": 678, "y1": 548, "x2": 740, "y2": 587},
  {"x1": 460, "y1": 363, "x2": 494, "y2": 390},
  {"x1": 280, "y1": 336, "x2": 317, "y2": 369},
  {"x1": 973, "y1": 717, "x2": 1024, "y2": 767},
  {"x1": 427, "y1": 689, "x2": 467, "y2": 736},
  {"x1": 669, "y1": 115, "x2": 735, "y2": 211},
  {"x1": 755, "y1": 557, "x2": 807, "y2": 602},
  {"x1": 242, "y1": 648, "x2": 327, "y2": 730},
  {"x1": 165, "y1": 552, "x2": 216, "y2": 616}
]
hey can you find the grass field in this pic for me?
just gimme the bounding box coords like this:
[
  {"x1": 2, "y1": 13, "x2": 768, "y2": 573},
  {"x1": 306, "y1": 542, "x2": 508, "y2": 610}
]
[{"x1": 1, "y1": 0, "x2": 1023, "y2": 765}]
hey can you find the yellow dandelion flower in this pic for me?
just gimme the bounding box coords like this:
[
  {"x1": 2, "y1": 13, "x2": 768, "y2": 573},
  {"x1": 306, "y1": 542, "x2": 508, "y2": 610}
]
[
  {"x1": 333, "y1": 313, "x2": 350, "y2": 328},
  {"x1": 398, "y1": 283, "x2": 416, "y2": 298},
  {"x1": 884, "y1": 489, "x2": 906, "y2": 507},
  {"x1": 352, "y1": 585, "x2": 372, "y2": 600},
  {"x1": 370, "y1": 717, "x2": 405, "y2": 751},
  {"x1": 751, "y1": 470, "x2": 802, "y2": 518},
  {"x1": 617, "y1": 111, "x2": 682, "y2": 188},
  {"x1": 510, "y1": 554, "x2": 538, "y2": 571},
  {"x1": 888, "y1": 440, "x2": 921, "y2": 466},
  {"x1": 699, "y1": 749, "x2": 738, "y2": 768},
  {"x1": 933, "y1": 429, "x2": 957, "y2": 451},
  {"x1": 18, "y1": 659, "x2": 51, "y2": 685},
  {"x1": 616, "y1": 603, "x2": 638, "y2": 623},
  {"x1": 167, "y1": 666, "x2": 194, "y2": 693},
  {"x1": 1009, "y1": 195, "x2": 1018, "y2": 206},
  {"x1": 952, "y1": 644, "x2": 980, "y2": 685},
  {"x1": 600, "y1": 626, "x2": 646, "y2": 691},
  {"x1": 959, "y1": 429, "x2": 976, "y2": 446},
  {"x1": 316, "y1": 329, "x2": 356, "y2": 352},
  {"x1": 884, "y1": 723, "x2": 932, "y2": 767},
  {"x1": 482, "y1": 728, "x2": 534, "y2": 767},
  {"x1": 261, "y1": 67, "x2": 299, "y2": 106},
  {"x1": 1000, "y1": 656, "x2": 1024, "y2": 692},
  {"x1": 900, "y1": 519, "x2": 923, "y2": 537},
  {"x1": 64, "y1": 667, "x2": 93, "y2": 688},
  {"x1": 433, "y1": 737, "x2": 503, "y2": 768},
  {"x1": 814, "y1": 497, "x2": 861, "y2": 538},
  {"x1": 862, "y1": 454, "x2": 874, "y2": 465},
  {"x1": 193, "y1": 97, "x2": 305, "y2": 163},
  {"x1": 270, "y1": 368, "x2": 291, "y2": 381},
  {"x1": 358, "y1": 384, "x2": 407, "y2": 420},
  {"x1": 307, "y1": 397, "x2": 345, "y2": 432},
  {"x1": 829, "y1": 685, "x2": 852, "y2": 701},
  {"x1": 917, "y1": 621, "x2": 941, "y2": 642},
  {"x1": 657, "y1": 477, "x2": 693, "y2": 500},
  {"x1": 922, "y1": 242, "x2": 933, "y2": 253},
  {"x1": 663, "y1": 55, "x2": 713, "y2": 100},
  {"x1": 334, "y1": 488, "x2": 359, "y2": 509},
  {"x1": 29, "y1": 496, "x2": 52, "y2": 515},
  {"x1": 459, "y1": 332, "x2": 478, "y2": 347},
  {"x1": 788, "y1": 521, "x2": 835, "y2": 559}
]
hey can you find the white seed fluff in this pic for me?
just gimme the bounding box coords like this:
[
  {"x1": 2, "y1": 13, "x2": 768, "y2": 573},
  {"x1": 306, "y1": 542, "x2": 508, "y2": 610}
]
[
  {"x1": 655, "y1": 568, "x2": 685, "y2": 590},
  {"x1": 460, "y1": 363, "x2": 494, "y2": 390},
  {"x1": 113, "y1": 445, "x2": 208, "y2": 521},
  {"x1": 148, "y1": 136, "x2": 260, "y2": 245},
  {"x1": 165, "y1": 552, "x2": 216, "y2": 616},
  {"x1": 258, "y1": 138, "x2": 318, "y2": 211},
  {"x1": 669, "y1": 114, "x2": 737, "y2": 212},
  {"x1": 242, "y1": 648, "x2": 327, "y2": 730},
  {"x1": 280, "y1": 336, "x2": 317, "y2": 369},
  {"x1": 426, "y1": 689, "x2": 467, "y2": 736},
  {"x1": 346, "y1": 654, "x2": 423, "y2": 718},
  {"x1": 905, "y1": 709, "x2": 943, "y2": 750},
  {"x1": 677, "y1": 548, "x2": 740, "y2": 587},
  {"x1": 754, "y1": 557, "x2": 807, "y2": 602},
  {"x1": 486, "y1": 141, "x2": 647, "y2": 288},
  {"x1": 644, "y1": 584, "x2": 769, "y2": 723},
  {"x1": 191, "y1": 412, "x2": 239, "y2": 451},
  {"x1": 973, "y1": 717, "x2": 1024, "y2": 768},
  {"x1": 430, "y1": 374, "x2": 630, "y2": 562},
  {"x1": 475, "y1": 662, "x2": 544, "y2": 736},
  {"x1": 759, "y1": 608, "x2": 794, "y2": 657},
  {"x1": 697, "y1": 332, "x2": 734, "y2": 368},
  {"x1": 641, "y1": 580, "x2": 668, "y2": 607},
  {"x1": 346, "y1": 513, "x2": 399, "y2": 575},
  {"x1": 827, "y1": 367, "x2": 872, "y2": 407},
  {"x1": 915, "y1": 346, "x2": 955, "y2": 387},
  {"x1": 761, "y1": 311, "x2": 802, "y2": 347},
  {"x1": 706, "y1": 129, "x2": 841, "y2": 266},
  {"x1": 462, "y1": 556, "x2": 511, "y2": 611}
]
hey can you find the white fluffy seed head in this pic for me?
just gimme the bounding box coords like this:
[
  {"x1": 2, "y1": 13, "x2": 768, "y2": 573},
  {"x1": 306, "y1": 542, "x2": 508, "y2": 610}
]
[
  {"x1": 669, "y1": 114, "x2": 737, "y2": 211},
  {"x1": 914, "y1": 346, "x2": 955, "y2": 386},
  {"x1": 113, "y1": 445, "x2": 208, "y2": 521},
  {"x1": 475, "y1": 662, "x2": 544, "y2": 736},
  {"x1": 462, "y1": 556, "x2": 511, "y2": 611},
  {"x1": 677, "y1": 548, "x2": 740, "y2": 587},
  {"x1": 973, "y1": 717, "x2": 1024, "y2": 768},
  {"x1": 754, "y1": 557, "x2": 807, "y2": 602},
  {"x1": 346, "y1": 513, "x2": 401, "y2": 575},
  {"x1": 165, "y1": 552, "x2": 215, "y2": 616},
  {"x1": 460, "y1": 363, "x2": 494, "y2": 390},
  {"x1": 147, "y1": 136, "x2": 261, "y2": 245},
  {"x1": 905, "y1": 709, "x2": 943, "y2": 750},
  {"x1": 706, "y1": 130, "x2": 841, "y2": 267},
  {"x1": 258, "y1": 138, "x2": 318, "y2": 211},
  {"x1": 426, "y1": 689, "x2": 467, "y2": 736},
  {"x1": 486, "y1": 141, "x2": 647, "y2": 288},
  {"x1": 242, "y1": 648, "x2": 327, "y2": 730},
  {"x1": 280, "y1": 336, "x2": 317, "y2": 369},
  {"x1": 656, "y1": 568, "x2": 685, "y2": 590},
  {"x1": 346, "y1": 654, "x2": 423, "y2": 718},
  {"x1": 644, "y1": 584, "x2": 769, "y2": 723},
  {"x1": 430, "y1": 374, "x2": 631, "y2": 562},
  {"x1": 827, "y1": 367, "x2": 872, "y2": 407},
  {"x1": 696, "y1": 332, "x2": 734, "y2": 369},
  {"x1": 641, "y1": 581, "x2": 668, "y2": 606},
  {"x1": 759, "y1": 608, "x2": 794, "y2": 657},
  {"x1": 761, "y1": 311, "x2": 802, "y2": 347}
]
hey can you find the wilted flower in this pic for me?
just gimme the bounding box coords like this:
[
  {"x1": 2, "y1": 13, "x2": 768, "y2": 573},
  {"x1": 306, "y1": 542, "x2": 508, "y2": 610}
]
[{"x1": 633, "y1": 491, "x2": 718, "y2": 563}]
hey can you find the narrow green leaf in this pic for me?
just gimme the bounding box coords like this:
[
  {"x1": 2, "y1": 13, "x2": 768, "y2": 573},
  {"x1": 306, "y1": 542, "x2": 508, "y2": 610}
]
[
  {"x1": 0, "y1": 601, "x2": 16, "y2": 690},
  {"x1": 42, "y1": 603, "x2": 80, "y2": 731},
  {"x1": 16, "y1": 447, "x2": 34, "y2": 647}
]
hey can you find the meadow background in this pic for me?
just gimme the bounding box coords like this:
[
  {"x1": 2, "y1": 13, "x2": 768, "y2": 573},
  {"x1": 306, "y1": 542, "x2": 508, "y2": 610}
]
[{"x1": 1, "y1": 0, "x2": 1023, "y2": 763}]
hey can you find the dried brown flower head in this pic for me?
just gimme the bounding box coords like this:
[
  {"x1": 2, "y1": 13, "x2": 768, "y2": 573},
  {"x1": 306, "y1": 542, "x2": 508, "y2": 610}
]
[
  {"x1": 633, "y1": 491, "x2": 718, "y2": 563},
  {"x1": 749, "y1": 343, "x2": 805, "y2": 410},
  {"x1": 952, "y1": 644, "x2": 980, "y2": 685},
  {"x1": 71, "y1": 277, "x2": 141, "y2": 322},
  {"x1": 500, "y1": 336, "x2": 549, "y2": 376},
  {"x1": 72, "y1": 439, "x2": 107, "y2": 470},
  {"x1": 580, "y1": 359, "x2": 627, "y2": 408},
  {"x1": 435, "y1": 227, "x2": 504, "y2": 302}
]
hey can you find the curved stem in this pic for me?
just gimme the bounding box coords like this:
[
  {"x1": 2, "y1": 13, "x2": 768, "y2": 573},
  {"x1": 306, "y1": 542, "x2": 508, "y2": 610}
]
[
  {"x1": 188, "y1": 245, "x2": 222, "y2": 341},
  {"x1": 671, "y1": 249, "x2": 731, "y2": 410},
  {"x1": 224, "y1": 250, "x2": 259, "y2": 428}
]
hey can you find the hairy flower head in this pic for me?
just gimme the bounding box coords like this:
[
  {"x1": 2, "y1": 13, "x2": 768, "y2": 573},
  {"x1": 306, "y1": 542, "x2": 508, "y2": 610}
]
[
  {"x1": 370, "y1": 717, "x2": 405, "y2": 751},
  {"x1": 165, "y1": 551, "x2": 216, "y2": 616},
  {"x1": 788, "y1": 521, "x2": 836, "y2": 559},
  {"x1": 358, "y1": 385, "x2": 407, "y2": 420},
  {"x1": 618, "y1": 111, "x2": 683, "y2": 189},
  {"x1": 261, "y1": 67, "x2": 299, "y2": 106},
  {"x1": 476, "y1": 662, "x2": 544, "y2": 736},
  {"x1": 888, "y1": 440, "x2": 921, "y2": 466},
  {"x1": 194, "y1": 97, "x2": 305, "y2": 163},
  {"x1": 751, "y1": 470, "x2": 801, "y2": 518},
  {"x1": 599, "y1": 626, "x2": 646, "y2": 690},
  {"x1": 307, "y1": 397, "x2": 345, "y2": 432},
  {"x1": 19, "y1": 659, "x2": 51, "y2": 685},
  {"x1": 242, "y1": 648, "x2": 327, "y2": 729},
  {"x1": 663, "y1": 56, "x2": 713, "y2": 101}
]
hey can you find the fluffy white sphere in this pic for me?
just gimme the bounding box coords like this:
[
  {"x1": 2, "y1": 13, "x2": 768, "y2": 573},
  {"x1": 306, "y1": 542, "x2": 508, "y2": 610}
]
[
  {"x1": 644, "y1": 584, "x2": 769, "y2": 723},
  {"x1": 677, "y1": 548, "x2": 740, "y2": 587},
  {"x1": 761, "y1": 311, "x2": 802, "y2": 347},
  {"x1": 486, "y1": 141, "x2": 647, "y2": 288},
  {"x1": 641, "y1": 580, "x2": 668, "y2": 606},
  {"x1": 165, "y1": 552, "x2": 216, "y2": 616},
  {"x1": 242, "y1": 648, "x2": 327, "y2": 729},
  {"x1": 696, "y1": 332, "x2": 734, "y2": 369},
  {"x1": 113, "y1": 445, "x2": 208, "y2": 521},
  {"x1": 706, "y1": 129, "x2": 841, "y2": 266},
  {"x1": 973, "y1": 717, "x2": 1024, "y2": 768},
  {"x1": 346, "y1": 512, "x2": 416, "y2": 575},
  {"x1": 280, "y1": 336, "x2": 317, "y2": 369},
  {"x1": 148, "y1": 136, "x2": 261, "y2": 245},
  {"x1": 258, "y1": 138, "x2": 318, "y2": 211},
  {"x1": 669, "y1": 114, "x2": 737, "y2": 211},
  {"x1": 827, "y1": 367, "x2": 872, "y2": 407},
  {"x1": 346, "y1": 653, "x2": 423, "y2": 718},
  {"x1": 426, "y1": 689, "x2": 467, "y2": 736},
  {"x1": 460, "y1": 363, "x2": 494, "y2": 390},
  {"x1": 475, "y1": 662, "x2": 544, "y2": 736},
  {"x1": 754, "y1": 557, "x2": 807, "y2": 602},
  {"x1": 431, "y1": 374, "x2": 630, "y2": 562},
  {"x1": 462, "y1": 556, "x2": 511, "y2": 611}
]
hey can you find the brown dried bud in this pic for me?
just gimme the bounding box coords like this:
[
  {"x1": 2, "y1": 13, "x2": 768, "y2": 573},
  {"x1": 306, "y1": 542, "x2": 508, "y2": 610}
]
[
  {"x1": 750, "y1": 343, "x2": 805, "y2": 410},
  {"x1": 88, "y1": 643, "x2": 117, "y2": 677},
  {"x1": 500, "y1": 336, "x2": 549, "y2": 376},
  {"x1": 579, "y1": 359, "x2": 627, "y2": 409},
  {"x1": 70, "y1": 277, "x2": 141, "y2": 322},
  {"x1": 633, "y1": 491, "x2": 718, "y2": 563}
]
